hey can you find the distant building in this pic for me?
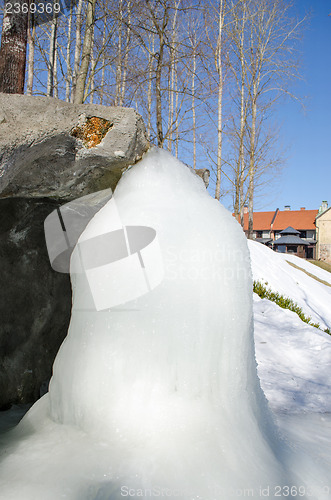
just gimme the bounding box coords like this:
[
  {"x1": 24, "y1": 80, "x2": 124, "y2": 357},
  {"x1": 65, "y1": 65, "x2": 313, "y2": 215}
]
[
  {"x1": 272, "y1": 226, "x2": 310, "y2": 258},
  {"x1": 235, "y1": 205, "x2": 319, "y2": 259},
  {"x1": 315, "y1": 201, "x2": 331, "y2": 263}
]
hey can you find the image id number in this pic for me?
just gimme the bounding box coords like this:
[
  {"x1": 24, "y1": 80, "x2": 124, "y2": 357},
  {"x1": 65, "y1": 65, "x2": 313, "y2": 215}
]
[{"x1": 5, "y1": 2, "x2": 61, "y2": 14}]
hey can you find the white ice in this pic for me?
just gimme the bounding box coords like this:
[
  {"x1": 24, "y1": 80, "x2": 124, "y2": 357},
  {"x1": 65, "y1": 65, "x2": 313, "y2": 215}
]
[{"x1": 0, "y1": 149, "x2": 330, "y2": 499}]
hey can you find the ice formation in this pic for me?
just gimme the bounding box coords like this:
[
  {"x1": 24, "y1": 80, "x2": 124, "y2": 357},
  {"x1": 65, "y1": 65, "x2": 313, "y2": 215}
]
[{"x1": 0, "y1": 148, "x2": 321, "y2": 499}]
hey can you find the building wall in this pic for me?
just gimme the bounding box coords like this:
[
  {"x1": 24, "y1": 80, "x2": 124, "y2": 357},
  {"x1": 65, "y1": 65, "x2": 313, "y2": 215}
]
[
  {"x1": 316, "y1": 209, "x2": 331, "y2": 263},
  {"x1": 306, "y1": 230, "x2": 316, "y2": 239}
]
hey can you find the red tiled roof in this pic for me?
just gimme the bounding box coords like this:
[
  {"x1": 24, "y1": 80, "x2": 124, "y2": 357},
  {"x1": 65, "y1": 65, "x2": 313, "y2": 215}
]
[
  {"x1": 234, "y1": 209, "x2": 318, "y2": 232},
  {"x1": 236, "y1": 211, "x2": 275, "y2": 230},
  {"x1": 272, "y1": 210, "x2": 318, "y2": 231}
]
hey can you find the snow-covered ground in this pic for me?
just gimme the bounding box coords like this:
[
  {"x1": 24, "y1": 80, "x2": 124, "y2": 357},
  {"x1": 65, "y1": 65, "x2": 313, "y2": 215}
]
[
  {"x1": 250, "y1": 240, "x2": 331, "y2": 487},
  {"x1": 249, "y1": 239, "x2": 331, "y2": 415},
  {"x1": 249, "y1": 239, "x2": 331, "y2": 329}
]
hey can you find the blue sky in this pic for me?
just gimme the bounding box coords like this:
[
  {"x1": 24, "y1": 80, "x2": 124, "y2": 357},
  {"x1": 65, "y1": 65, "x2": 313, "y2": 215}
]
[{"x1": 260, "y1": 0, "x2": 331, "y2": 212}]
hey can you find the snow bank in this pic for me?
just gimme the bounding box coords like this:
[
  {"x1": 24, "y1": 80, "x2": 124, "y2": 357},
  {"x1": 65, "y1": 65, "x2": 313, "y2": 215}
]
[
  {"x1": 249, "y1": 240, "x2": 331, "y2": 329},
  {"x1": 254, "y1": 295, "x2": 331, "y2": 414}
]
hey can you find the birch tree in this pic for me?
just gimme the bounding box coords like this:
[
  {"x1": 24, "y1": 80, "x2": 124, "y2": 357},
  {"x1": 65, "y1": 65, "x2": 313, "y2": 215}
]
[
  {"x1": 214, "y1": 0, "x2": 226, "y2": 201},
  {"x1": 65, "y1": 0, "x2": 74, "y2": 101},
  {"x1": 47, "y1": 4, "x2": 58, "y2": 97},
  {"x1": 145, "y1": 0, "x2": 169, "y2": 148},
  {"x1": 26, "y1": 12, "x2": 36, "y2": 95},
  {"x1": 244, "y1": 0, "x2": 305, "y2": 238},
  {"x1": 71, "y1": 0, "x2": 83, "y2": 101},
  {"x1": 226, "y1": 0, "x2": 249, "y2": 224},
  {"x1": 74, "y1": 0, "x2": 96, "y2": 103}
]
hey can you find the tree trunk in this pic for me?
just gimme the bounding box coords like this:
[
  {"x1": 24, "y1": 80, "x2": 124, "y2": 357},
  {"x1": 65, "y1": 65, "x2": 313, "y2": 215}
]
[
  {"x1": 168, "y1": 3, "x2": 179, "y2": 152},
  {"x1": 175, "y1": 66, "x2": 179, "y2": 157},
  {"x1": 0, "y1": 0, "x2": 29, "y2": 94},
  {"x1": 53, "y1": 35, "x2": 58, "y2": 98},
  {"x1": 74, "y1": 0, "x2": 96, "y2": 104},
  {"x1": 65, "y1": 0, "x2": 74, "y2": 102},
  {"x1": 89, "y1": 24, "x2": 95, "y2": 103},
  {"x1": 192, "y1": 42, "x2": 197, "y2": 169},
  {"x1": 155, "y1": 39, "x2": 164, "y2": 147},
  {"x1": 26, "y1": 13, "x2": 35, "y2": 95},
  {"x1": 100, "y1": 20, "x2": 106, "y2": 105},
  {"x1": 115, "y1": 0, "x2": 123, "y2": 106},
  {"x1": 147, "y1": 34, "x2": 154, "y2": 140},
  {"x1": 146, "y1": 0, "x2": 168, "y2": 148},
  {"x1": 120, "y1": 0, "x2": 131, "y2": 106},
  {"x1": 215, "y1": 0, "x2": 225, "y2": 201},
  {"x1": 238, "y1": 10, "x2": 246, "y2": 228},
  {"x1": 248, "y1": 94, "x2": 257, "y2": 239},
  {"x1": 47, "y1": 5, "x2": 58, "y2": 97},
  {"x1": 71, "y1": 0, "x2": 83, "y2": 102}
]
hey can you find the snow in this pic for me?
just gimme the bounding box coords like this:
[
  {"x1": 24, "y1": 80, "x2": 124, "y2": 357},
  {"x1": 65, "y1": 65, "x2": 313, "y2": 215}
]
[
  {"x1": 254, "y1": 295, "x2": 331, "y2": 414},
  {"x1": 249, "y1": 239, "x2": 331, "y2": 329},
  {"x1": 249, "y1": 239, "x2": 331, "y2": 413},
  {"x1": 0, "y1": 149, "x2": 331, "y2": 499}
]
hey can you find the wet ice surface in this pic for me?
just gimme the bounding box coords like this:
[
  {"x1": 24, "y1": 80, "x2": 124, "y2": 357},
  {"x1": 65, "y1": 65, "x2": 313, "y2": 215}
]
[
  {"x1": 0, "y1": 405, "x2": 31, "y2": 434},
  {"x1": 0, "y1": 149, "x2": 330, "y2": 499}
]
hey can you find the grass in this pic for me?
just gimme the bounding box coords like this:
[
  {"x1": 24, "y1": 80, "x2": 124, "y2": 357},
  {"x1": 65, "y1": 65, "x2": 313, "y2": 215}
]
[
  {"x1": 253, "y1": 280, "x2": 331, "y2": 336},
  {"x1": 286, "y1": 261, "x2": 331, "y2": 288},
  {"x1": 308, "y1": 260, "x2": 331, "y2": 274}
]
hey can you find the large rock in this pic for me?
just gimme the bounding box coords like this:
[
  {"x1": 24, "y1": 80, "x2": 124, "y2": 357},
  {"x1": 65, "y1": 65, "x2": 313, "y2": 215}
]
[
  {"x1": 0, "y1": 95, "x2": 149, "y2": 409},
  {"x1": 0, "y1": 198, "x2": 72, "y2": 409},
  {"x1": 0, "y1": 94, "x2": 149, "y2": 200}
]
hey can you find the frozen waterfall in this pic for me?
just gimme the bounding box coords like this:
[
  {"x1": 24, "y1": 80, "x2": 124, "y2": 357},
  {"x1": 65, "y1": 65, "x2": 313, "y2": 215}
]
[{"x1": 0, "y1": 148, "x2": 321, "y2": 499}]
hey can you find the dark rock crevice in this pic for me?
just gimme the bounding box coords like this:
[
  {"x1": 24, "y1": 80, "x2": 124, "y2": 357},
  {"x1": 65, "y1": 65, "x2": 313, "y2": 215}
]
[{"x1": 0, "y1": 198, "x2": 72, "y2": 410}]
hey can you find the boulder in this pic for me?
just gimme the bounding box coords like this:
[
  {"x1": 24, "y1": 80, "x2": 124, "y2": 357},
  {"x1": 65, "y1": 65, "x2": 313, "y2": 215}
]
[
  {"x1": 0, "y1": 198, "x2": 72, "y2": 409},
  {"x1": 0, "y1": 94, "x2": 149, "y2": 200},
  {"x1": 0, "y1": 95, "x2": 149, "y2": 409}
]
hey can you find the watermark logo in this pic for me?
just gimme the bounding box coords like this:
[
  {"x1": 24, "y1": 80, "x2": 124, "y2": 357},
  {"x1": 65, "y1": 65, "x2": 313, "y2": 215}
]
[{"x1": 44, "y1": 190, "x2": 164, "y2": 310}]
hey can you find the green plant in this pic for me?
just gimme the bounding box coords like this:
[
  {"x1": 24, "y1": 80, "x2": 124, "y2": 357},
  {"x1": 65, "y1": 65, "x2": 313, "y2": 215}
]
[{"x1": 253, "y1": 280, "x2": 330, "y2": 335}]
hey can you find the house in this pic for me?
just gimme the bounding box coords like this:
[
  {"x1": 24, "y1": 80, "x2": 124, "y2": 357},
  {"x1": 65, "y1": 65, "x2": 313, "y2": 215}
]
[
  {"x1": 235, "y1": 205, "x2": 319, "y2": 259},
  {"x1": 272, "y1": 226, "x2": 310, "y2": 258},
  {"x1": 315, "y1": 201, "x2": 331, "y2": 263}
]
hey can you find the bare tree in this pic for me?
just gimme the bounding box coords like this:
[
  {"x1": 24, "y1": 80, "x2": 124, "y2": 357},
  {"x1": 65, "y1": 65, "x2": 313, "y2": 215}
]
[
  {"x1": 244, "y1": 0, "x2": 305, "y2": 238},
  {"x1": 71, "y1": 0, "x2": 83, "y2": 101},
  {"x1": 146, "y1": 0, "x2": 169, "y2": 147},
  {"x1": 226, "y1": 0, "x2": 249, "y2": 224},
  {"x1": 74, "y1": 0, "x2": 97, "y2": 103},
  {"x1": 26, "y1": 12, "x2": 36, "y2": 95},
  {"x1": 65, "y1": 0, "x2": 74, "y2": 102},
  {"x1": 214, "y1": 0, "x2": 226, "y2": 201},
  {"x1": 147, "y1": 32, "x2": 155, "y2": 139},
  {"x1": 167, "y1": 0, "x2": 181, "y2": 152},
  {"x1": 47, "y1": 3, "x2": 59, "y2": 97}
]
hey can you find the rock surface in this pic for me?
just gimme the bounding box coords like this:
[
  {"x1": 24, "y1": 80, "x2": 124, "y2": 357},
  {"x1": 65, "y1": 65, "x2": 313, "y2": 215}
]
[
  {"x1": 0, "y1": 198, "x2": 72, "y2": 409},
  {"x1": 195, "y1": 168, "x2": 210, "y2": 188},
  {"x1": 0, "y1": 95, "x2": 149, "y2": 409},
  {"x1": 0, "y1": 94, "x2": 149, "y2": 200}
]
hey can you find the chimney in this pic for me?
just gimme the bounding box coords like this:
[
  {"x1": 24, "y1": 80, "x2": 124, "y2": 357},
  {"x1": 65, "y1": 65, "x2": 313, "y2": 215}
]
[
  {"x1": 244, "y1": 205, "x2": 248, "y2": 214},
  {"x1": 321, "y1": 201, "x2": 328, "y2": 212},
  {"x1": 300, "y1": 207, "x2": 305, "y2": 211},
  {"x1": 284, "y1": 205, "x2": 291, "y2": 211}
]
